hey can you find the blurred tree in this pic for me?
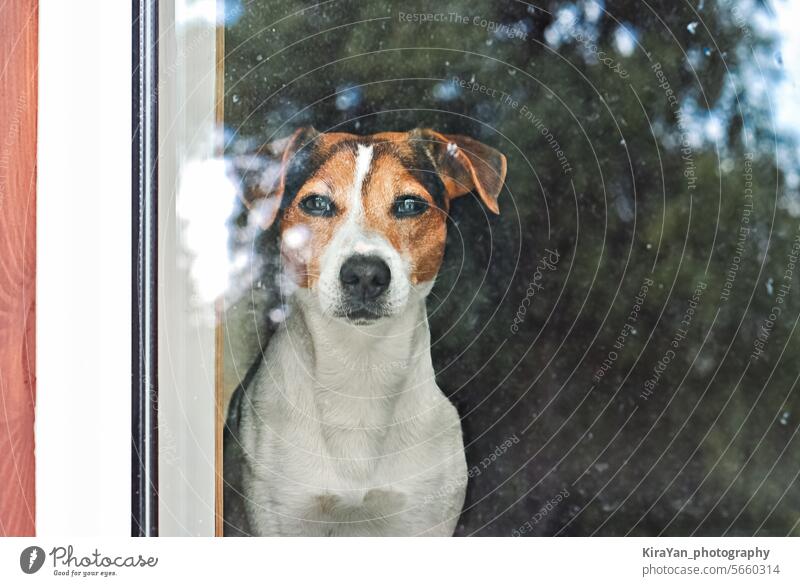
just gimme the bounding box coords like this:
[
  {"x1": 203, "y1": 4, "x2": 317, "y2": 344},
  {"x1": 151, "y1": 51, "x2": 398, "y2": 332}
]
[{"x1": 223, "y1": 0, "x2": 799, "y2": 536}]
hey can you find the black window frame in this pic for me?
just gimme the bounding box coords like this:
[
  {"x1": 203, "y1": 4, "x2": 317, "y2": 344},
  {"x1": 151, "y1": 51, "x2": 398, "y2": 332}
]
[{"x1": 132, "y1": 0, "x2": 159, "y2": 538}]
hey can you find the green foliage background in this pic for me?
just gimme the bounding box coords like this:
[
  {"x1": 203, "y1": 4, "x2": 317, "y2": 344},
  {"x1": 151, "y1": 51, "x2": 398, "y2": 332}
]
[{"x1": 224, "y1": 0, "x2": 799, "y2": 535}]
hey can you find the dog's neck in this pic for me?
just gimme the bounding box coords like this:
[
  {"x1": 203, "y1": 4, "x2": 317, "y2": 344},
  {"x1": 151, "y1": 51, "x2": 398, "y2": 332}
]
[{"x1": 289, "y1": 289, "x2": 434, "y2": 399}]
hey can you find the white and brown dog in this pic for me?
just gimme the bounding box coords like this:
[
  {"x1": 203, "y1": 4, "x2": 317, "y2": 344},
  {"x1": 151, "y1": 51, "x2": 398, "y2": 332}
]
[{"x1": 224, "y1": 128, "x2": 506, "y2": 536}]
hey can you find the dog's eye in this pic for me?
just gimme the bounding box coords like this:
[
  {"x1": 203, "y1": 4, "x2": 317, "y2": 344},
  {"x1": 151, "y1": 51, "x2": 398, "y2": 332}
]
[
  {"x1": 393, "y1": 195, "x2": 428, "y2": 218},
  {"x1": 299, "y1": 194, "x2": 335, "y2": 217}
]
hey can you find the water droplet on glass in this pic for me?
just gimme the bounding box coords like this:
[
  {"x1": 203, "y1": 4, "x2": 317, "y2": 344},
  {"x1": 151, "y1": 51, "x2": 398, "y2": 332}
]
[
  {"x1": 269, "y1": 307, "x2": 286, "y2": 323},
  {"x1": 283, "y1": 225, "x2": 310, "y2": 249},
  {"x1": 433, "y1": 81, "x2": 460, "y2": 102},
  {"x1": 687, "y1": 22, "x2": 699, "y2": 34},
  {"x1": 766, "y1": 277, "x2": 774, "y2": 296},
  {"x1": 335, "y1": 85, "x2": 363, "y2": 111},
  {"x1": 614, "y1": 24, "x2": 637, "y2": 57},
  {"x1": 232, "y1": 94, "x2": 240, "y2": 103},
  {"x1": 703, "y1": 47, "x2": 713, "y2": 57}
]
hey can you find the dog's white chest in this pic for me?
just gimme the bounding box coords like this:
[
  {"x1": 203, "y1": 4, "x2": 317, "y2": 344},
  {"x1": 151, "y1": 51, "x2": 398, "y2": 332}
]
[
  {"x1": 237, "y1": 299, "x2": 468, "y2": 536},
  {"x1": 290, "y1": 392, "x2": 462, "y2": 535},
  {"x1": 242, "y1": 377, "x2": 466, "y2": 535}
]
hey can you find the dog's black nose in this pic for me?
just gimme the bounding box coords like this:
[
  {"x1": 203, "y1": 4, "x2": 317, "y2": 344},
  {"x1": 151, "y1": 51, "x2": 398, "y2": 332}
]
[{"x1": 339, "y1": 255, "x2": 391, "y2": 301}]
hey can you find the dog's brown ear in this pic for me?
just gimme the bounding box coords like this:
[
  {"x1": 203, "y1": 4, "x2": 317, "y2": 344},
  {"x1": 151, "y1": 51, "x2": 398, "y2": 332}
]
[
  {"x1": 414, "y1": 130, "x2": 507, "y2": 214},
  {"x1": 258, "y1": 126, "x2": 319, "y2": 201},
  {"x1": 232, "y1": 127, "x2": 318, "y2": 227}
]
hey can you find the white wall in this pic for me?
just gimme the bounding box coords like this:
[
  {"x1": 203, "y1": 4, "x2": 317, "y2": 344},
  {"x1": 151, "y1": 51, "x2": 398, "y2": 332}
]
[{"x1": 37, "y1": 1, "x2": 131, "y2": 535}]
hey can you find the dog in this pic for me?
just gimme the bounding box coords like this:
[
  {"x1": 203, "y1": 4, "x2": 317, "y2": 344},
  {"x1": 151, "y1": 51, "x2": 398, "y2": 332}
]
[{"x1": 223, "y1": 127, "x2": 506, "y2": 536}]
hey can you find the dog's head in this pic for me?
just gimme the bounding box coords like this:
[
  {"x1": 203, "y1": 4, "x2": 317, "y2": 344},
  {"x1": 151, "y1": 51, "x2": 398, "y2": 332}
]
[{"x1": 247, "y1": 128, "x2": 506, "y2": 324}]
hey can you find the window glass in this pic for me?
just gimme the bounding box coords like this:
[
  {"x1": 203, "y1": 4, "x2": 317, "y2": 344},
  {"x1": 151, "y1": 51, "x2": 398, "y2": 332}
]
[{"x1": 160, "y1": 0, "x2": 800, "y2": 536}]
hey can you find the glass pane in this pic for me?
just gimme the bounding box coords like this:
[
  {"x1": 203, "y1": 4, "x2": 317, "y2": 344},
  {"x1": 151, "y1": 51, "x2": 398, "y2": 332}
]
[{"x1": 158, "y1": 0, "x2": 800, "y2": 536}]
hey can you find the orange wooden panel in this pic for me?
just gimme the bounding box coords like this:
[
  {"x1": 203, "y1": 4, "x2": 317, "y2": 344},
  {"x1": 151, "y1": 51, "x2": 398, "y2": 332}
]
[{"x1": 0, "y1": 0, "x2": 38, "y2": 537}]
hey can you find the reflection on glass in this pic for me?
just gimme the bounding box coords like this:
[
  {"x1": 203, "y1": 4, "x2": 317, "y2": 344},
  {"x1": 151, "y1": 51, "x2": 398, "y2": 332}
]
[{"x1": 161, "y1": 0, "x2": 800, "y2": 536}]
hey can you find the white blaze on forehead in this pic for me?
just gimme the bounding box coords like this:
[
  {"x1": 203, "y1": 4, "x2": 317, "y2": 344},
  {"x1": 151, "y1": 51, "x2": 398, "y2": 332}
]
[
  {"x1": 353, "y1": 241, "x2": 377, "y2": 254},
  {"x1": 348, "y1": 144, "x2": 373, "y2": 223},
  {"x1": 314, "y1": 143, "x2": 413, "y2": 317}
]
